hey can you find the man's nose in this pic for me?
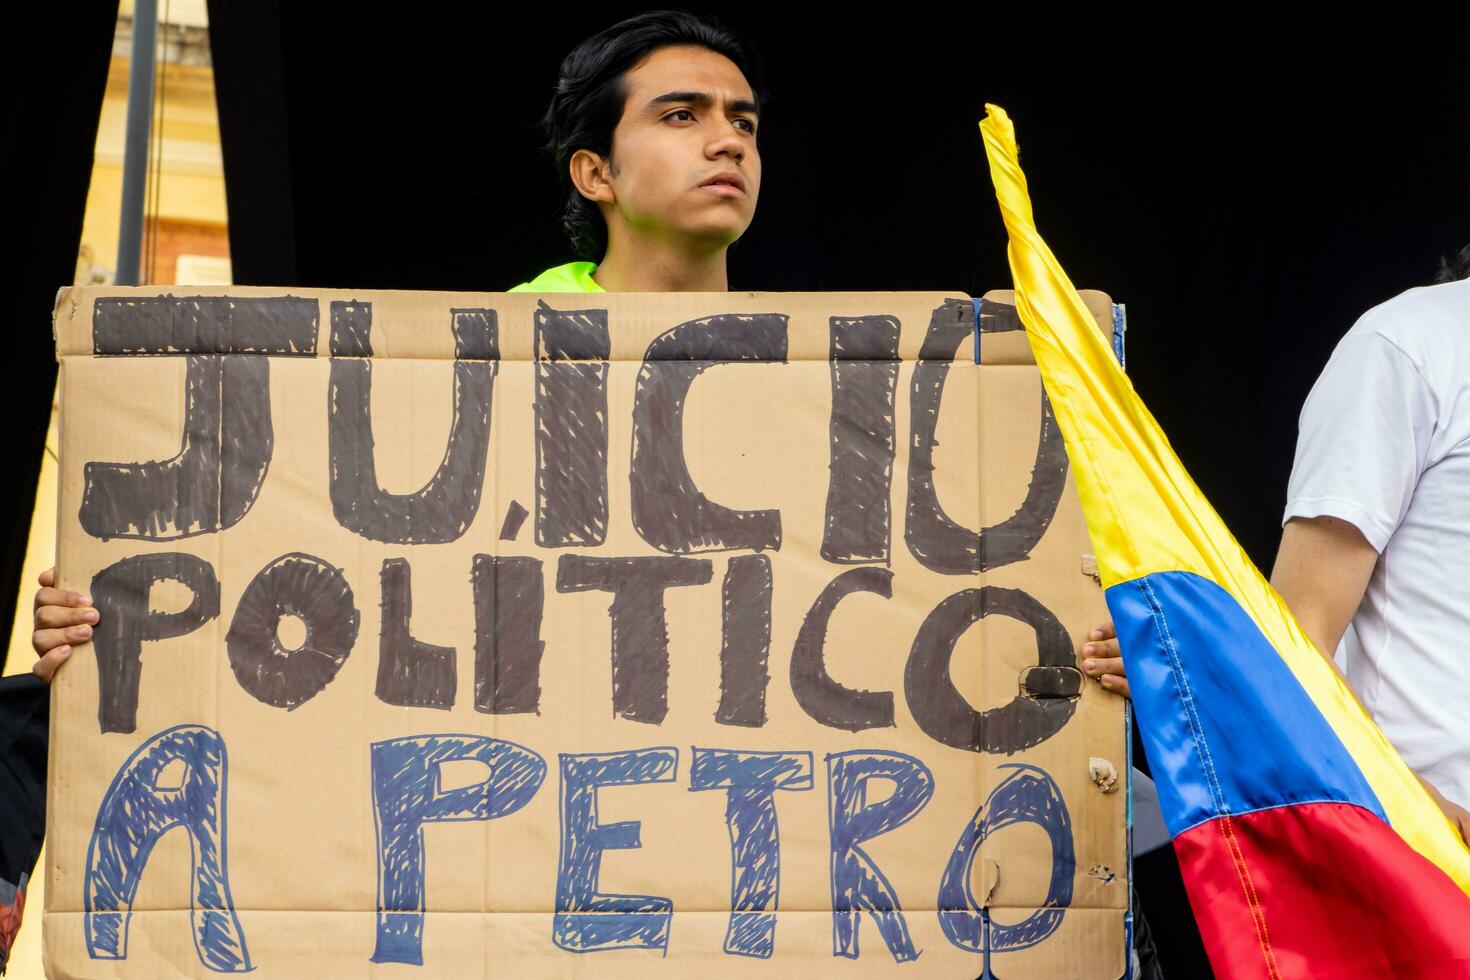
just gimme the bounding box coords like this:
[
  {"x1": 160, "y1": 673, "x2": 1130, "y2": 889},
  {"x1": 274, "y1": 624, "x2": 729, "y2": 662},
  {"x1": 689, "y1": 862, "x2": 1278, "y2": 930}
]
[{"x1": 707, "y1": 126, "x2": 745, "y2": 161}]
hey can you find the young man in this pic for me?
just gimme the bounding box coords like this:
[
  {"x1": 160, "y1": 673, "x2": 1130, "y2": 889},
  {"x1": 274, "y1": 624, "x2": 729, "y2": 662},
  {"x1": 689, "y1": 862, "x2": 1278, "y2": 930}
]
[
  {"x1": 29, "y1": 11, "x2": 766, "y2": 680},
  {"x1": 1080, "y1": 249, "x2": 1470, "y2": 841},
  {"x1": 509, "y1": 10, "x2": 763, "y2": 293}
]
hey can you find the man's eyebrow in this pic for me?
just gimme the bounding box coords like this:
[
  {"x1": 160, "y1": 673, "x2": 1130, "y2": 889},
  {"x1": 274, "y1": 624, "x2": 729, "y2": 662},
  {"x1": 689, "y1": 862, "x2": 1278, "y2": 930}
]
[
  {"x1": 648, "y1": 90, "x2": 760, "y2": 116},
  {"x1": 649, "y1": 90, "x2": 713, "y2": 109}
]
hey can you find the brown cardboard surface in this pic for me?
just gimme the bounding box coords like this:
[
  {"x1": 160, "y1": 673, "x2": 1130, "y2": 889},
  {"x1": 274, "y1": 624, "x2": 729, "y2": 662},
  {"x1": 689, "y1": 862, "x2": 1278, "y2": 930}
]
[{"x1": 46, "y1": 287, "x2": 1125, "y2": 978}]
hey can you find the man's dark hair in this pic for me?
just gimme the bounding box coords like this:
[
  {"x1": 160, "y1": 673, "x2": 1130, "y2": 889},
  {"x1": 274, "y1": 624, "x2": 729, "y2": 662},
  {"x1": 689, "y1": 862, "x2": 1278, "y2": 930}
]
[
  {"x1": 1434, "y1": 243, "x2": 1470, "y2": 283},
  {"x1": 540, "y1": 11, "x2": 765, "y2": 262}
]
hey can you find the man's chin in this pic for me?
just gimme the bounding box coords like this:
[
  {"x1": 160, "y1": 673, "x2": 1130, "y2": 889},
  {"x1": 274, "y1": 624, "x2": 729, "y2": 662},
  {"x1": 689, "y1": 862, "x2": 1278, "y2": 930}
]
[{"x1": 677, "y1": 221, "x2": 752, "y2": 253}]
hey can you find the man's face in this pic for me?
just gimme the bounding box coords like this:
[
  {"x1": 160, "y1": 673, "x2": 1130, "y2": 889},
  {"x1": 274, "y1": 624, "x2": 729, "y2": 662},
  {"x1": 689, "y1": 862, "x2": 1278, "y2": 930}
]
[{"x1": 600, "y1": 44, "x2": 761, "y2": 251}]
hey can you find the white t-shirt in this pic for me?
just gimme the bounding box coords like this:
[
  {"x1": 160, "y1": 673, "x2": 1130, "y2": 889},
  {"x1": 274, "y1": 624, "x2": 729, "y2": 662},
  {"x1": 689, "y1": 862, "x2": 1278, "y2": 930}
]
[{"x1": 1284, "y1": 277, "x2": 1470, "y2": 808}]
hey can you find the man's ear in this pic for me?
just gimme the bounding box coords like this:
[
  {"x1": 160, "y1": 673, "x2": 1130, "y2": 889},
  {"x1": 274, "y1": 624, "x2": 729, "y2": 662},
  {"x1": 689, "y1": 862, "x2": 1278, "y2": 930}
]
[{"x1": 569, "y1": 149, "x2": 616, "y2": 205}]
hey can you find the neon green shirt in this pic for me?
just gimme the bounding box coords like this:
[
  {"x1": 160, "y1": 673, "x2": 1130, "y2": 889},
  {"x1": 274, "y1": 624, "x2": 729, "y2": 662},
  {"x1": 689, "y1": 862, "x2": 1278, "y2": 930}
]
[{"x1": 507, "y1": 261, "x2": 604, "y2": 293}]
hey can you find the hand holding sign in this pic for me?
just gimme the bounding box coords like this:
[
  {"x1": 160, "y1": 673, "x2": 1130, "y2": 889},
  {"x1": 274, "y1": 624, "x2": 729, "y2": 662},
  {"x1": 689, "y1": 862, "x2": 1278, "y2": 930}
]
[
  {"x1": 1078, "y1": 620, "x2": 1129, "y2": 698},
  {"x1": 31, "y1": 566, "x2": 97, "y2": 682}
]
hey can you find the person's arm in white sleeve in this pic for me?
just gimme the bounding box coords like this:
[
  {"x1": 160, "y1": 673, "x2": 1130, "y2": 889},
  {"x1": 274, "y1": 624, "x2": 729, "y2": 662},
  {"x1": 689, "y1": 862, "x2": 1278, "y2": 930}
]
[{"x1": 1278, "y1": 330, "x2": 1468, "y2": 839}]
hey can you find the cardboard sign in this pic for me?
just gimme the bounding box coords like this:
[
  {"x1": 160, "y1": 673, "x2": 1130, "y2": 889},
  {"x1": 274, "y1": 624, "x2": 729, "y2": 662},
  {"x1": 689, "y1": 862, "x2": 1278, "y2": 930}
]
[{"x1": 45, "y1": 286, "x2": 1127, "y2": 978}]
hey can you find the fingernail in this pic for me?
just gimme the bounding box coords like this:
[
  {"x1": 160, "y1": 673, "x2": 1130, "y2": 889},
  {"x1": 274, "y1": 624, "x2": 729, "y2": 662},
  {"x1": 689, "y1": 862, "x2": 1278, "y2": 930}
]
[
  {"x1": 58, "y1": 645, "x2": 71, "y2": 658},
  {"x1": 72, "y1": 625, "x2": 92, "y2": 639},
  {"x1": 74, "y1": 592, "x2": 92, "y2": 605},
  {"x1": 1082, "y1": 643, "x2": 1095, "y2": 655},
  {"x1": 1083, "y1": 659, "x2": 1096, "y2": 671},
  {"x1": 82, "y1": 608, "x2": 99, "y2": 624}
]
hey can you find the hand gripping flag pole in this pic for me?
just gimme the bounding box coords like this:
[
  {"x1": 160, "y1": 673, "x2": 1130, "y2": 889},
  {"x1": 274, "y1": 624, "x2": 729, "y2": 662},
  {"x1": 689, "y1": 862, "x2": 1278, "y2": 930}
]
[{"x1": 980, "y1": 104, "x2": 1470, "y2": 979}]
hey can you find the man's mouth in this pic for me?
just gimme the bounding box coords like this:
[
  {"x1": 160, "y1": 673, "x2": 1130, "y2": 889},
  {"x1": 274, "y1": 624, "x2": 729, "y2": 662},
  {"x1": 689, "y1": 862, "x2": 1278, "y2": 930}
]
[{"x1": 700, "y1": 172, "x2": 747, "y2": 196}]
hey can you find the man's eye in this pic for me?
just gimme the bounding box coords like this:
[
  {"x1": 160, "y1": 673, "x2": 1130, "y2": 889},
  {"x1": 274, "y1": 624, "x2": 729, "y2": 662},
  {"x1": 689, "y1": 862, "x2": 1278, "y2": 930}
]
[
  {"x1": 667, "y1": 109, "x2": 695, "y2": 122},
  {"x1": 734, "y1": 118, "x2": 757, "y2": 135}
]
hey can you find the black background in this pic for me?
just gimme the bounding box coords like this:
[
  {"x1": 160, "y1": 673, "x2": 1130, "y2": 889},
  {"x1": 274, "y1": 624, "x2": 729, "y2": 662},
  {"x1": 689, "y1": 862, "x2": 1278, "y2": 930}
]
[{"x1": 8, "y1": 5, "x2": 1470, "y2": 975}]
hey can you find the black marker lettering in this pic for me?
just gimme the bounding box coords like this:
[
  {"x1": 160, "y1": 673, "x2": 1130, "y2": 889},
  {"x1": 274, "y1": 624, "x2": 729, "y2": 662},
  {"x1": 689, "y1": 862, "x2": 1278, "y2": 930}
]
[
  {"x1": 535, "y1": 302, "x2": 610, "y2": 548},
  {"x1": 822, "y1": 316, "x2": 900, "y2": 564},
  {"x1": 472, "y1": 555, "x2": 546, "y2": 715},
  {"x1": 81, "y1": 295, "x2": 316, "y2": 540},
  {"x1": 790, "y1": 568, "x2": 895, "y2": 732},
  {"x1": 226, "y1": 552, "x2": 359, "y2": 709},
  {"x1": 905, "y1": 299, "x2": 1068, "y2": 573},
  {"x1": 91, "y1": 552, "x2": 221, "y2": 734},
  {"x1": 630, "y1": 313, "x2": 787, "y2": 554},
  {"x1": 905, "y1": 585, "x2": 1077, "y2": 754},
  {"x1": 556, "y1": 555, "x2": 713, "y2": 724},
  {"x1": 716, "y1": 554, "x2": 773, "y2": 727},
  {"x1": 328, "y1": 302, "x2": 496, "y2": 543},
  {"x1": 375, "y1": 558, "x2": 455, "y2": 709}
]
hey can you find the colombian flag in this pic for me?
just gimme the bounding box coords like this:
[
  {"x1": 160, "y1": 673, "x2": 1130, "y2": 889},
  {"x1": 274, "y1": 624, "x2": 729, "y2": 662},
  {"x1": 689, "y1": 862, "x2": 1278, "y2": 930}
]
[{"x1": 979, "y1": 105, "x2": 1470, "y2": 978}]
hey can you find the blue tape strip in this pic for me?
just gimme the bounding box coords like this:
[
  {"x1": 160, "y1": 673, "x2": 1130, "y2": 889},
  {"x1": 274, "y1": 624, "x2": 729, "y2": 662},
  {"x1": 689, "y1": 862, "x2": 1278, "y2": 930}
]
[
  {"x1": 1111, "y1": 302, "x2": 1127, "y2": 368},
  {"x1": 971, "y1": 298, "x2": 984, "y2": 364}
]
